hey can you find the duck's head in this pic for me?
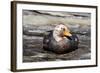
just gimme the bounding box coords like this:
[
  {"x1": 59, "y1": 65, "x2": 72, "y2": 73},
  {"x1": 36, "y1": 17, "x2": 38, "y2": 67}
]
[{"x1": 53, "y1": 24, "x2": 72, "y2": 42}]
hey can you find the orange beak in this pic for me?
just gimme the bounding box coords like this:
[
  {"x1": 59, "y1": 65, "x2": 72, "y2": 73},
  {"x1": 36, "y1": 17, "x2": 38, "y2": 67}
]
[{"x1": 63, "y1": 30, "x2": 72, "y2": 36}]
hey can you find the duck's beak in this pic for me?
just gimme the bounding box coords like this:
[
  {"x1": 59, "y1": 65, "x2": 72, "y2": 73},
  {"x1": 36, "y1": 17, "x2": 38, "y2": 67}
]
[{"x1": 63, "y1": 30, "x2": 72, "y2": 36}]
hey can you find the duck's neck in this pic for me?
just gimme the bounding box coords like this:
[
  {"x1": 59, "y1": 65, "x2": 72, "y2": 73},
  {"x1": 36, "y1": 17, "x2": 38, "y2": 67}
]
[{"x1": 53, "y1": 31, "x2": 63, "y2": 42}]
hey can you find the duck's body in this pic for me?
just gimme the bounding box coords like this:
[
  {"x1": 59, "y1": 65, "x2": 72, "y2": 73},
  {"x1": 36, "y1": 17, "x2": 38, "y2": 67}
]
[{"x1": 43, "y1": 24, "x2": 79, "y2": 54}]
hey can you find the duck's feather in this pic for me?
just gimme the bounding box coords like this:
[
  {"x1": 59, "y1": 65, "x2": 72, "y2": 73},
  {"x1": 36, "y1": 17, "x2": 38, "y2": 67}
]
[{"x1": 43, "y1": 31, "x2": 79, "y2": 54}]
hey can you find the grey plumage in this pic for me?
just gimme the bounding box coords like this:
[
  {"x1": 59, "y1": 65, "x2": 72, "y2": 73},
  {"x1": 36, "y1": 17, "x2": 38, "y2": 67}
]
[{"x1": 43, "y1": 31, "x2": 79, "y2": 54}]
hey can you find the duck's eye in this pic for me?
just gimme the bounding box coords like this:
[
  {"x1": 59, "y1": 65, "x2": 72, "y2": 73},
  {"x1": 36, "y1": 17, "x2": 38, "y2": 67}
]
[{"x1": 62, "y1": 28, "x2": 65, "y2": 31}]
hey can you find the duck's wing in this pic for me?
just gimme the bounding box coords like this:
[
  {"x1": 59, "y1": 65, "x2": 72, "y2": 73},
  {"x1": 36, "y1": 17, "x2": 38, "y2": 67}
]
[
  {"x1": 71, "y1": 34, "x2": 79, "y2": 43},
  {"x1": 69, "y1": 34, "x2": 79, "y2": 50},
  {"x1": 66, "y1": 34, "x2": 79, "y2": 42}
]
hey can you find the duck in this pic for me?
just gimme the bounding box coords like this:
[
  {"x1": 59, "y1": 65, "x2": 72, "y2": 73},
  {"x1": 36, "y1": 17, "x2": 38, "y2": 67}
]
[{"x1": 43, "y1": 24, "x2": 79, "y2": 54}]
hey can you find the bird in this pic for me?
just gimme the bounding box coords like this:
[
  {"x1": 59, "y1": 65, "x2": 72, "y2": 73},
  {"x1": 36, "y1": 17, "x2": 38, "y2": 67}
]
[{"x1": 43, "y1": 24, "x2": 79, "y2": 54}]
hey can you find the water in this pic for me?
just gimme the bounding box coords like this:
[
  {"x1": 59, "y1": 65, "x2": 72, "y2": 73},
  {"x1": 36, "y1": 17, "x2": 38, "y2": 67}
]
[{"x1": 23, "y1": 10, "x2": 91, "y2": 62}]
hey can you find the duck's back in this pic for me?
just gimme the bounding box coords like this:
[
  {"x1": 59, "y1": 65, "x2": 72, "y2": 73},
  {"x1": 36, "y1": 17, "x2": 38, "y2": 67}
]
[{"x1": 43, "y1": 31, "x2": 53, "y2": 50}]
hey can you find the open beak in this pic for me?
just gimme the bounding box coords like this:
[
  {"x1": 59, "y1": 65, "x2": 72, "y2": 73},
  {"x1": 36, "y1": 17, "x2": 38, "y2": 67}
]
[{"x1": 63, "y1": 30, "x2": 72, "y2": 36}]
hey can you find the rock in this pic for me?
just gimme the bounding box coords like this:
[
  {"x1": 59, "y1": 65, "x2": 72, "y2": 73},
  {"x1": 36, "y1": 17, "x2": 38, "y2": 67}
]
[{"x1": 79, "y1": 53, "x2": 91, "y2": 59}]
